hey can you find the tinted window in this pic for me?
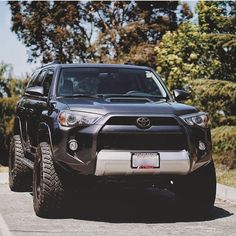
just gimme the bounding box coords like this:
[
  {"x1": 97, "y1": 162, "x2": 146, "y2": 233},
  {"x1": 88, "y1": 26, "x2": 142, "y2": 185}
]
[
  {"x1": 34, "y1": 70, "x2": 47, "y2": 87},
  {"x1": 27, "y1": 70, "x2": 40, "y2": 88},
  {"x1": 42, "y1": 69, "x2": 54, "y2": 96},
  {"x1": 57, "y1": 67, "x2": 167, "y2": 98}
]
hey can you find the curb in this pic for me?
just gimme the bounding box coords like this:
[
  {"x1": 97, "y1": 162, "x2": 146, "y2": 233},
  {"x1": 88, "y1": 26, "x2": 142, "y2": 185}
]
[
  {"x1": 216, "y1": 183, "x2": 236, "y2": 205},
  {"x1": 0, "y1": 173, "x2": 236, "y2": 204},
  {"x1": 0, "y1": 173, "x2": 8, "y2": 184}
]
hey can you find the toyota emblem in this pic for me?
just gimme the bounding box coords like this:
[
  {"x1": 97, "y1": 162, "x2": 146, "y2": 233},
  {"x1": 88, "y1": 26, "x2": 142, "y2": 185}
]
[{"x1": 136, "y1": 117, "x2": 151, "y2": 129}]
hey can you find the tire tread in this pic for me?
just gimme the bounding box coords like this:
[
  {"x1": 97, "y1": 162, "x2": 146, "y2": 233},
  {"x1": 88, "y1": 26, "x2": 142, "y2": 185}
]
[
  {"x1": 9, "y1": 135, "x2": 32, "y2": 192},
  {"x1": 33, "y1": 142, "x2": 65, "y2": 217}
]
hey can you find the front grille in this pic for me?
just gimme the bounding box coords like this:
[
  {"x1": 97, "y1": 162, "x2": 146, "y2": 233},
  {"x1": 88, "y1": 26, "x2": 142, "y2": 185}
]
[
  {"x1": 97, "y1": 116, "x2": 188, "y2": 151},
  {"x1": 106, "y1": 117, "x2": 178, "y2": 126}
]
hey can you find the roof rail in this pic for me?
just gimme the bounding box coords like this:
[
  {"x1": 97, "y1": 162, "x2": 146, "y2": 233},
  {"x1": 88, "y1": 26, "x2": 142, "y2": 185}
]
[{"x1": 41, "y1": 60, "x2": 60, "y2": 68}]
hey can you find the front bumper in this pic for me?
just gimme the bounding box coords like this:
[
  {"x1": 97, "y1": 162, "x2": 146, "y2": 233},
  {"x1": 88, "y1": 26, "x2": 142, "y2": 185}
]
[
  {"x1": 95, "y1": 150, "x2": 190, "y2": 176},
  {"x1": 51, "y1": 114, "x2": 212, "y2": 175}
]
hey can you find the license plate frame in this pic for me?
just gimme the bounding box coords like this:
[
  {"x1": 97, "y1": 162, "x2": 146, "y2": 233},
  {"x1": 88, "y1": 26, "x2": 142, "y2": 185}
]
[{"x1": 131, "y1": 152, "x2": 160, "y2": 169}]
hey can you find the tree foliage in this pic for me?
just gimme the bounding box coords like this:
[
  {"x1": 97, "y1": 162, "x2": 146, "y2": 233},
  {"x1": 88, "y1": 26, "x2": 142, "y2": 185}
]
[
  {"x1": 0, "y1": 97, "x2": 18, "y2": 136},
  {"x1": 9, "y1": 1, "x2": 88, "y2": 63},
  {"x1": 197, "y1": 1, "x2": 236, "y2": 34},
  {"x1": 0, "y1": 62, "x2": 26, "y2": 97},
  {"x1": 0, "y1": 96, "x2": 19, "y2": 165},
  {"x1": 8, "y1": 1, "x2": 191, "y2": 65},
  {"x1": 155, "y1": 23, "x2": 223, "y2": 89},
  {"x1": 90, "y1": 1, "x2": 180, "y2": 64},
  {"x1": 197, "y1": 1, "x2": 236, "y2": 81},
  {"x1": 0, "y1": 63, "x2": 25, "y2": 165}
]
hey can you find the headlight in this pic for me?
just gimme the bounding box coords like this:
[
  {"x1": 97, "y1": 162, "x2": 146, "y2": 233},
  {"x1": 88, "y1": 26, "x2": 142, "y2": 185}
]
[
  {"x1": 58, "y1": 110, "x2": 102, "y2": 127},
  {"x1": 180, "y1": 112, "x2": 209, "y2": 128}
]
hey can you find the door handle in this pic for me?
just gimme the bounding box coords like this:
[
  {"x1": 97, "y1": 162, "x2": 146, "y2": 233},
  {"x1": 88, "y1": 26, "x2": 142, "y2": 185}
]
[{"x1": 28, "y1": 108, "x2": 34, "y2": 114}]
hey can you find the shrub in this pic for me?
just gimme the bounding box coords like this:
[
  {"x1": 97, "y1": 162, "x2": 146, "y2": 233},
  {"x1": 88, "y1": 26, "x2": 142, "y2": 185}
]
[
  {"x1": 155, "y1": 23, "x2": 222, "y2": 90},
  {"x1": 0, "y1": 96, "x2": 18, "y2": 165},
  {"x1": 189, "y1": 79, "x2": 236, "y2": 127},
  {"x1": 212, "y1": 126, "x2": 236, "y2": 169},
  {"x1": 212, "y1": 126, "x2": 236, "y2": 154}
]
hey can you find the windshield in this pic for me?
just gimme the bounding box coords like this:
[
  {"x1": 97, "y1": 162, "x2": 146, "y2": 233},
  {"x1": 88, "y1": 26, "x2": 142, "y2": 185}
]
[{"x1": 57, "y1": 67, "x2": 167, "y2": 99}]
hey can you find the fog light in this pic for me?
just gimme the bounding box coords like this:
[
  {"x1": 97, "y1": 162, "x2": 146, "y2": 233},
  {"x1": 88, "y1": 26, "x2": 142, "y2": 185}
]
[
  {"x1": 68, "y1": 140, "x2": 78, "y2": 151},
  {"x1": 198, "y1": 141, "x2": 206, "y2": 151}
]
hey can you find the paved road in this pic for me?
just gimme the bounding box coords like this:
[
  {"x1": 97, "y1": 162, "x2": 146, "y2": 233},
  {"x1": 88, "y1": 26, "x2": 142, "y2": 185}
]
[{"x1": 0, "y1": 183, "x2": 236, "y2": 236}]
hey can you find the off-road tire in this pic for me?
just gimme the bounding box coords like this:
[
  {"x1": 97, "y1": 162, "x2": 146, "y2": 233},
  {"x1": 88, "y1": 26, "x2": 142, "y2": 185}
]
[
  {"x1": 33, "y1": 142, "x2": 65, "y2": 218},
  {"x1": 175, "y1": 161, "x2": 216, "y2": 216},
  {"x1": 9, "y1": 135, "x2": 32, "y2": 192}
]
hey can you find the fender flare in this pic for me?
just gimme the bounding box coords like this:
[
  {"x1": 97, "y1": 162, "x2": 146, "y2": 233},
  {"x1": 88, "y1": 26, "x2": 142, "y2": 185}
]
[
  {"x1": 37, "y1": 122, "x2": 53, "y2": 151},
  {"x1": 14, "y1": 116, "x2": 23, "y2": 137}
]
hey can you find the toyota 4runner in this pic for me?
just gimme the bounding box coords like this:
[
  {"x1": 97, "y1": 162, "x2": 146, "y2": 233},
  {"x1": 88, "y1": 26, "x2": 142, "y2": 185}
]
[{"x1": 9, "y1": 63, "x2": 216, "y2": 217}]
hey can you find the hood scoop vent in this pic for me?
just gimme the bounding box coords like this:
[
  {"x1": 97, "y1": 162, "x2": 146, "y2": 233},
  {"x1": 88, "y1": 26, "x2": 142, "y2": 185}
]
[{"x1": 105, "y1": 97, "x2": 153, "y2": 104}]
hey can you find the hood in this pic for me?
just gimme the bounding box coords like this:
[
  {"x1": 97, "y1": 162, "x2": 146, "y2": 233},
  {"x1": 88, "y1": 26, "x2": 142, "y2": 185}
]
[{"x1": 57, "y1": 97, "x2": 197, "y2": 116}]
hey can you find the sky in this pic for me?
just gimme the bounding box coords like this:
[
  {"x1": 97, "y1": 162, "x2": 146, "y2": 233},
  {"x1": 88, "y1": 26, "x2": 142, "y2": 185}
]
[
  {"x1": 0, "y1": 1, "x2": 197, "y2": 78},
  {"x1": 0, "y1": 1, "x2": 40, "y2": 78}
]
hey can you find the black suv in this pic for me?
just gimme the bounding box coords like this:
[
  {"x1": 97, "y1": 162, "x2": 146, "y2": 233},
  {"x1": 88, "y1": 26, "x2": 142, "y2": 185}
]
[{"x1": 9, "y1": 63, "x2": 216, "y2": 217}]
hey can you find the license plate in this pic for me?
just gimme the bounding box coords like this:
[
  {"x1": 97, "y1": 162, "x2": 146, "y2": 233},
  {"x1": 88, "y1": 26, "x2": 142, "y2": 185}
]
[{"x1": 131, "y1": 152, "x2": 160, "y2": 169}]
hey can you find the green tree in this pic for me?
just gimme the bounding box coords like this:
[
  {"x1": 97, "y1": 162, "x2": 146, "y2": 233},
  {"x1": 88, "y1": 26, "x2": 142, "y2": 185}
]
[
  {"x1": 0, "y1": 62, "x2": 25, "y2": 97},
  {"x1": 197, "y1": 1, "x2": 236, "y2": 81},
  {"x1": 197, "y1": 1, "x2": 236, "y2": 34},
  {"x1": 155, "y1": 23, "x2": 222, "y2": 89}
]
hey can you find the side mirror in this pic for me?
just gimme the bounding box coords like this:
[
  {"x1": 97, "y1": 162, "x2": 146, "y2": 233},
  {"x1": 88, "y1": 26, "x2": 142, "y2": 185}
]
[
  {"x1": 25, "y1": 86, "x2": 44, "y2": 96},
  {"x1": 173, "y1": 89, "x2": 190, "y2": 102}
]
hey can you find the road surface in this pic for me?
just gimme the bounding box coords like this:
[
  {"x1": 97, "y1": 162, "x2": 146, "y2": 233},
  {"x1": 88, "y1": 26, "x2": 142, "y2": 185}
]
[{"x1": 0, "y1": 183, "x2": 236, "y2": 236}]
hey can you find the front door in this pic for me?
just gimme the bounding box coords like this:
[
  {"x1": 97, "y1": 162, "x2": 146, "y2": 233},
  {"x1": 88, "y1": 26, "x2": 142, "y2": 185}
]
[{"x1": 26, "y1": 68, "x2": 54, "y2": 149}]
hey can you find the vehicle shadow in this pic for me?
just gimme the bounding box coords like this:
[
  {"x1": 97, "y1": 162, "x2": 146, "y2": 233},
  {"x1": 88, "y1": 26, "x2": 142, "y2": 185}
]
[{"x1": 64, "y1": 186, "x2": 233, "y2": 223}]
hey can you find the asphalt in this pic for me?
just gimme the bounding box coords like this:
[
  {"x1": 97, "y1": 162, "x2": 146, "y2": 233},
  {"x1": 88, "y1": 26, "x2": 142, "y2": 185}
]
[{"x1": 0, "y1": 172, "x2": 236, "y2": 236}]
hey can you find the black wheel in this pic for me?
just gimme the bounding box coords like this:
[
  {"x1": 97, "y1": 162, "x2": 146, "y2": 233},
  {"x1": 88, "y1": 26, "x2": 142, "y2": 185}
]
[
  {"x1": 175, "y1": 161, "x2": 216, "y2": 216},
  {"x1": 9, "y1": 135, "x2": 32, "y2": 192},
  {"x1": 33, "y1": 142, "x2": 65, "y2": 217}
]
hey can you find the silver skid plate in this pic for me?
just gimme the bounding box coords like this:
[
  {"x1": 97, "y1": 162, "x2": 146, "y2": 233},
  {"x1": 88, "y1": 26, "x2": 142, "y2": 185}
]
[{"x1": 95, "y1": 150, "x2": 190, "y2": 176}]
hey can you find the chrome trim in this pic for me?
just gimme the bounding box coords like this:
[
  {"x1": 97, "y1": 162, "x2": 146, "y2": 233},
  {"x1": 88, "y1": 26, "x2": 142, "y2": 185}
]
[{"x1": 95, "y1": 150, "x2": 190, "y2": 176}]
